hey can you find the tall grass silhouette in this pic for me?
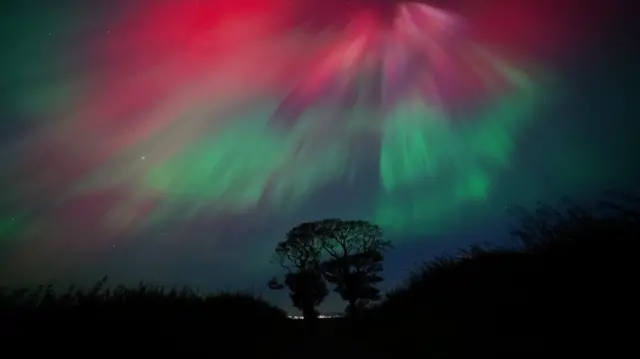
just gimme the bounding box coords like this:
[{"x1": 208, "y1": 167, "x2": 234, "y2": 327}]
[{"x1": 2, "y1": 195, "x2": 636, "y2": 356}]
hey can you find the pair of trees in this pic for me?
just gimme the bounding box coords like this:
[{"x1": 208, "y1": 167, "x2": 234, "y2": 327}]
[{"x1": 268, "y1": 219, "x2": 391, "y2": 322}]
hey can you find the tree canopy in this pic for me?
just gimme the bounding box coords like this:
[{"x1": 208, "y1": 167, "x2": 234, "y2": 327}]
[{"x1": 270, "y1": 218, "x2": 392, "y2": 320}]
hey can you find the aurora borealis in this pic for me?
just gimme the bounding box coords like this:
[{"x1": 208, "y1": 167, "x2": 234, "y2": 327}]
[{"x1": 1, "y1": 0, "x2": 638, "y2": 310}]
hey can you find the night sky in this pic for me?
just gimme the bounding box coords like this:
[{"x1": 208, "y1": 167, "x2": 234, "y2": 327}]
[{"x1": 1, "y1": 0, "x2": 638, "y2": 312}]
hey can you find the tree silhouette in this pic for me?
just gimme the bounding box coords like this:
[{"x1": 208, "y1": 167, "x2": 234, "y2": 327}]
[
  {"x1": 312, "y1": 219, "x2": 392, "y2": 318},
  {"x1": 270, "y1": 222, "x2": 328, "y2": 327},
  {"x1": 283, "y1": 271, "x2": 327, "y2": 317}
]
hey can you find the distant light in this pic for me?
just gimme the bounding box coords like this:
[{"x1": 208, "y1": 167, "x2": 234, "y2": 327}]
[{"x1": 286, "y1": 313, "x2": 343, "y2": 320}]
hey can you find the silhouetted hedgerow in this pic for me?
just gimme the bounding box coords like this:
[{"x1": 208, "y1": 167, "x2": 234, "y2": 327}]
[
  {"x1": 1, "y1": 277, "x2": 285, "y2": 320},
  {"x1": 363, "y1": 196, "x2": 638, "y2": 356},
  {"x1": 1, "y1": 195, "x2": 636, "y2": 357},
  {"x1": 0, "y1": 278, "x2": 289, "y2": 355}
]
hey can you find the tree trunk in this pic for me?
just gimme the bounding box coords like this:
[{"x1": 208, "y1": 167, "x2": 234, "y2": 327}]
[
  {"x1": 348, "y1": 299, "x2": 358, "y2": 319},
  {"x1": 302, "y1": 305, "x2": 317, "y2": 337}
]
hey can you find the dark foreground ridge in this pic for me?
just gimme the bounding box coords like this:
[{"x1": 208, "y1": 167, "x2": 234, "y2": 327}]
[{"x1": 1, "y1": 195, "x2": 637, "y2": 357}]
